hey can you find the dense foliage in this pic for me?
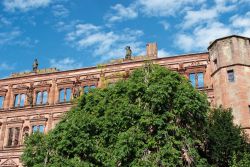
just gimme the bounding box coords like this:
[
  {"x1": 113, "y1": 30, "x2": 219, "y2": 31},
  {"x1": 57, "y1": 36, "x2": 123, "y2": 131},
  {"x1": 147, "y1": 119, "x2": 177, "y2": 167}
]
[{"x1": 21, "y1": 64, "x2": 249, "y2": 167}]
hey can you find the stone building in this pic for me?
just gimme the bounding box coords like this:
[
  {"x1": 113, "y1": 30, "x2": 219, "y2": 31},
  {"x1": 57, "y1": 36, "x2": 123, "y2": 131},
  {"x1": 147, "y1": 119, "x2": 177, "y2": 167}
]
[{"x1": 0, "y1": 35, "x2": 249, "y2": 166}]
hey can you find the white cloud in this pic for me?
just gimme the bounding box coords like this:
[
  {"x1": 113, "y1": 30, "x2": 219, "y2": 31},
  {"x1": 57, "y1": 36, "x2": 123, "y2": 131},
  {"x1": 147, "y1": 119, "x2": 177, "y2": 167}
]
[
  {"x1": 105, "y1": 4, "x2": 138, "y2": 22},
  {"x1": 49, "y1": 57, "x2": 83, "y2": 71},
  {"x1": 176, "y1": 22, "x2": 232, "y2": 52},
  {"x1": 182, "y1": 9, "x2": 218, "y2": 29},
  {"x1": 158, "y1": 49, "x2": 171, "y2": 58},
  {"x1": 0, "y1": 62, "x2": 14, "y2": 71},
  {"x1": 65, "y1": 23, "x2": 145, "y2": 61},
  {"x1": 3, "y1": 0, "x2": 52, "y2": 12},
  {"x1": 159, "y1": 21, "x2": 169, "y2": 30},
  {"x1": 0, "y1": 30, "x2": 21, "y2": 45},
  {"x1": 52, "y1": 4, "x2": 69, "y2": 18},
  {"x1": 230, "y1": 12, "x2": 250, "y2": 37},
  {"x1": 137, "y1": 0, "x2": 205, "y2": 17}
]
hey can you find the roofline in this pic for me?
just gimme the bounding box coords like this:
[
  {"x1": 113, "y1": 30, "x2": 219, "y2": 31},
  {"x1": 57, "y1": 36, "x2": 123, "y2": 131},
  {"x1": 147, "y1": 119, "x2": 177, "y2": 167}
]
[
  {"x1": 0, "y1": 52, "x2": 208, "y2": 82},
  {"x1": 208, "y1": 34, "x2": 250, "y2": 50}
]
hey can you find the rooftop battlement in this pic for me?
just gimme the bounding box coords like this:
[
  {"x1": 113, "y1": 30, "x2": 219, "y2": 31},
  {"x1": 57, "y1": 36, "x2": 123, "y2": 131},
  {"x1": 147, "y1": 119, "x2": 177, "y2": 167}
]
[{"x1": 10, "y1": 68, "x2": 59, "y2": 78}]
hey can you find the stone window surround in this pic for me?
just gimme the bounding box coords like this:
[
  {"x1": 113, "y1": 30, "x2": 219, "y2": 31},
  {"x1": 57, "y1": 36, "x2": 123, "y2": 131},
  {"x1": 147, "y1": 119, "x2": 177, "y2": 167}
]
[
  {"x1": 33, "y1": 82, "x2": 51, "y2": 106},
  {"x1": 5, "y1": 119, "x2": 24, "y2": 148},
  {"x1": 186, "y1": 66, "x2": 206, "y2": 89},
  {"x1": 11, "y1": 85, "x2": 29, "y2": 108},
  {"x1": 30, "y1": 116, "x2": 47, "y2": 134}
]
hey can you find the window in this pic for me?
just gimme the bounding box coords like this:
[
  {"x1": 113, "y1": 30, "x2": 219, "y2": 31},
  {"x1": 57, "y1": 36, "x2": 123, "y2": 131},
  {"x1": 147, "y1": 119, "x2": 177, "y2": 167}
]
[
  {"x1": 90, "y1": 85, "x2": 96, "y2": 89},
  {"x1": 32, "y1": 125, "x2": 45, "y2": 133},
  {"x1": 59, "y1": 88, "x2": 72, "y2": 103},
  {"x1": 83, "y1": 86, "x2": 89, "y2": 93},
  {"x1": 189, "y1": 73, "x2": 196, "y2": 87},
  {"x1": 0, "y1": 96, "x2": 4, "y2": 109},
  {"x1": 189, "y1": 72, "x2": 204, "y2": 88},
  {"x1": 213, "y1": 58, "x2": 217, "y2": 70},
  {"x1": 227, "y1": 70, "x2": 235, "y2": 82},
  {"x1": 197, "y1": 72, "x2": 204, "y2": 88},
  {"x1": 14, "y1": 94, "x2": 26, "y2": 107},
  {"x1": 36, "y1": 91, "x2": 48, "y2": 105},
  {"x1": 7, "y1": 127, "x2": 20, "y2": 147}
]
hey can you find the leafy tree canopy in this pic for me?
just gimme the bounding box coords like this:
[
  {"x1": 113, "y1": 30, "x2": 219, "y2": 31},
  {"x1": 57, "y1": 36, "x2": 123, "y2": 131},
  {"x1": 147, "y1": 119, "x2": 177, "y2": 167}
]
[{"x1": 21, "y1": 64, "x2": 249, "y2": 167}]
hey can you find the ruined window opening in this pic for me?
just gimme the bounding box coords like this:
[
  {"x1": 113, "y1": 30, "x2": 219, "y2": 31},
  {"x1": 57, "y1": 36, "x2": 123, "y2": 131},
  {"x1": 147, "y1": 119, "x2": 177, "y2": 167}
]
[
  {"x1": 7, "y1": 127, "x2": 20, "y2": 147},
  {"x1": 197, "y1": 72, "x2": 204, "y2": 88},
  {"x1": 0, "y1": 96, "x2": 4, "y2": 109},
  {"x1": 83, "y1": 86, "x2": 89, "y2": 93},
  {"x1": 213, "y1": 58, "x2": 217, "y2": 70},
  {"x1": 36, "y1": 91, "x2": 48, "y2": 105},
  {"x1": 227, "y1": 70, "x2": 235, "y2": 82},
  {"x1": 189, "y1": 73, "x2": 196, "y2": 87},
  {"x1": 14, "y1": 94, "x2": 26, "y2": 107},
  {"x1": 32, "y1": 125, "x2": 45, "y2": 133},
  {"x1": 59, "y1": 88, "x2": 71, "y2": 103},
  {"x1": 189, "y1": 72, "x2": 204, "y2": 88}
]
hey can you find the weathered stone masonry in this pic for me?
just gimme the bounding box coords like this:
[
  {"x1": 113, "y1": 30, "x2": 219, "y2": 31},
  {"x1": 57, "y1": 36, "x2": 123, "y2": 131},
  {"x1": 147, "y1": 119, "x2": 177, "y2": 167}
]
[{"x1": 0, "y1": 35, "x2": 249, "y2": 166}]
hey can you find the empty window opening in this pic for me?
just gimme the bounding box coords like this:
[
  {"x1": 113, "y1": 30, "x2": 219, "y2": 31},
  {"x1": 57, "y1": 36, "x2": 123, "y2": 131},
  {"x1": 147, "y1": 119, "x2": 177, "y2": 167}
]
[
  {"x1": 0, "y1": 96, "x2": 4, "y2": 109},
  {"x1": 7, "y1": 127, "x2": 20, "y2": 147},
  {"x1": 227, "y1": 70, "x2": 235, "y2": 82},
  {"x1": 14, "y1": 94, "x2": 26, "y2": 107}
]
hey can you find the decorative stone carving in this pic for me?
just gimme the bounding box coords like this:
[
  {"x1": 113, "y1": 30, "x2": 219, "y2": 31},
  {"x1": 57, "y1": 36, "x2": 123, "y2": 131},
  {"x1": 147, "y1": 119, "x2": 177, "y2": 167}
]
[
  {"x1": 0, "y1": 158, "x2": 18, "y2": 167},
  {"x1": 27, "y1": 84, "x2": 34, "y2": 107}
]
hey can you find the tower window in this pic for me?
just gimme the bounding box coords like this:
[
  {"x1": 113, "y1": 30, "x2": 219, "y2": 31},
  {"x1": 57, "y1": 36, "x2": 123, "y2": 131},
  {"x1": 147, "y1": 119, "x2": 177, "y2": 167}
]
[
  {"x1": 0, "y1": 96, "x2": 4, "y2": 109},
  {"x1": 227, "y1": 70, "x2": 235, "y2": 82},
  {"x1": 213, "y1": 58, "x2": 217, "y2": 70}
]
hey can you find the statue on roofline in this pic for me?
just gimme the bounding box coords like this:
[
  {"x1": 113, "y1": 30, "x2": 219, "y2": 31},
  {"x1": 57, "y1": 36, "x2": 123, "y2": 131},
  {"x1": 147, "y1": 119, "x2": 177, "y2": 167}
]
[
  {"x1": 125, "y1": 46, "x2": 132, "y2": 60},
  {"x1": 33, "y1": 59, "x2": 39, "y2": 72}
]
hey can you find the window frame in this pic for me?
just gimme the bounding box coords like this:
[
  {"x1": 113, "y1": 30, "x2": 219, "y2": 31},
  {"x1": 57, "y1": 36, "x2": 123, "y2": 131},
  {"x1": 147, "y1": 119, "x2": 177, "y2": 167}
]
[
  {"x1": 35, "y1": 90, "x2": 49, "y2": 105},
  {"x1": 58, "y1": 87, "x2": 72, "y2": 103},
  {"x1": 188, "y1": 72, "x2": 205, "y2": 89},
  {"x1": 14, "y1": 93, "x2": 26, "y2": 108}
]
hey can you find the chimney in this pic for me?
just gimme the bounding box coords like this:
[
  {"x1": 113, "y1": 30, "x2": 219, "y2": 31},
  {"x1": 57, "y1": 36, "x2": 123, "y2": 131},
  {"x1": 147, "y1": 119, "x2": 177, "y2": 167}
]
[{"x1": 146, "y1": 43, "x2": 158, "y2": 58}]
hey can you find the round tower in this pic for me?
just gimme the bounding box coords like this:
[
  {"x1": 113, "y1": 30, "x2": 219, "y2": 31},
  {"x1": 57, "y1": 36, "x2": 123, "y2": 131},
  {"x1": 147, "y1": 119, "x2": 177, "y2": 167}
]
[{"x1": 208, "y1": 35, "x2": 250, "y2": 134}]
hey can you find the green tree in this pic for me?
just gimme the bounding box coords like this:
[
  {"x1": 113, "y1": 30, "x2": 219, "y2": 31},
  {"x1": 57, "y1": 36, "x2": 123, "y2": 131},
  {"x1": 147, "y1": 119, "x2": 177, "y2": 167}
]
[
  {"x1": 22, "y1": 64, "x2": 247, "y2": 167},
  {"x1": 206, "y1": 107, "x2": 249, "y2": 167}
]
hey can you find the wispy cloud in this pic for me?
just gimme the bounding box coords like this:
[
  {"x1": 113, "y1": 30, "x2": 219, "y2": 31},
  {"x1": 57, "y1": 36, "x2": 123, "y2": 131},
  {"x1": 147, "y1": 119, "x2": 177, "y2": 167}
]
[
  {"x1": 3, "y1": 0, "x2": 52, "y2": 12},
  {"x1": 49, "y1": 57, "x2": 83, "y2": 71},
  {"x1": 0, "y1": 62, "x2": 14, "y2": 71},
  {"x1": 105, "y1": 4, "x2": 138, "y2": 23},
  {"x1": 176, "y1": 22, "x2": 232, "y2": 52},
  {"x1": 64, "y1": 22, "x2": 145, "y2": 61},
  {"x1": 0, "y1": 30, "x2": 21, "y2": 45},
  {"x1": 52, "y1": 4, "x2": 69, "y2": 18}
]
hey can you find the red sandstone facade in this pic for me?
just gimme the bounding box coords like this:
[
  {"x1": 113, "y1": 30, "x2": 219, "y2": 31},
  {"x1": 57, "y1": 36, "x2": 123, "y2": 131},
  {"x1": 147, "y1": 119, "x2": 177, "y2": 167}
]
[{"x1": 0, "y1": 35, "x2": 249, "y2": 166}]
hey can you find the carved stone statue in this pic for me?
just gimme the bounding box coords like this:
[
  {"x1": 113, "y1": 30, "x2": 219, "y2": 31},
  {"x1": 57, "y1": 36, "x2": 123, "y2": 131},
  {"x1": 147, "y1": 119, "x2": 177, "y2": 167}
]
[
  {"x1": 73, "y1": 86, "x2": 81, "y2": 98},
  {"x1": 27, "y1": 86, "x2": 34, "y2": 106},
  {"x1": 33, "y1": 59, "x2": 39, "y2": 72},
  {"x1": 125, "y1": 46, "x2": 132, "y2": 60}
]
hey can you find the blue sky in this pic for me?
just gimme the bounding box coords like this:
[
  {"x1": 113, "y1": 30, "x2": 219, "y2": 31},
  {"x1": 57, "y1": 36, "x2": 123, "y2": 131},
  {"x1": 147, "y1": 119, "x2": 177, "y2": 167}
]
[{"x1": 0, "y1": 0, "x2": 249, "y2": 78}]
